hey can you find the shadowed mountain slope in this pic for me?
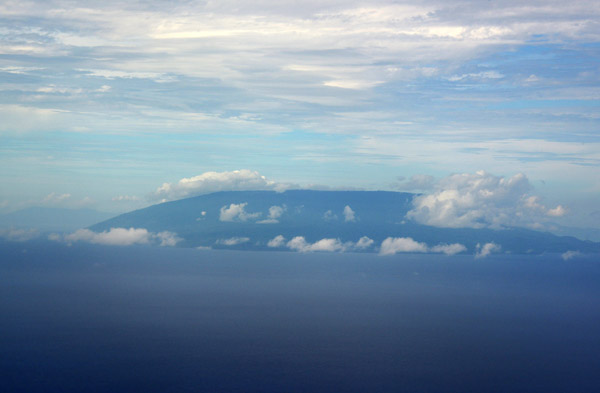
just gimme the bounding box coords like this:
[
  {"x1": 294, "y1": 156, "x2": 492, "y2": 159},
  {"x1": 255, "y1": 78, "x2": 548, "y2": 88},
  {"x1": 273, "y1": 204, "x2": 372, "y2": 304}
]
[{"x1": 90, "y1": 190, "x2": 600, "y2": 254}]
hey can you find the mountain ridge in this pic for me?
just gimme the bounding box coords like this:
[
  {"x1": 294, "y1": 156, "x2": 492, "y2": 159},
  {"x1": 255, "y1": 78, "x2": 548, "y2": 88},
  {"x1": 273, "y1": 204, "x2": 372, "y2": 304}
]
[{"x1": 89, "y1": 190, "x2": 600, "y2": 255}]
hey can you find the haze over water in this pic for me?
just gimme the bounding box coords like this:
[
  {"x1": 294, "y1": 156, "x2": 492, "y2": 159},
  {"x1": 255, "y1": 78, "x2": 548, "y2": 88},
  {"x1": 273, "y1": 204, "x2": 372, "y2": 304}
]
[{"x1": 2, "y1": 241, "x2": 599, "y2": 393}]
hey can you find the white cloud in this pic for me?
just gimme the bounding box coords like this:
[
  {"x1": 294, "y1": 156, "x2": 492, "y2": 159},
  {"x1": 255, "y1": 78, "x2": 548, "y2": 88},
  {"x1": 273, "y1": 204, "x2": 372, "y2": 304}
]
[
  {"x1": 112, "y1": 195, "x2": 141, "y2": 202},
  {"x1": 285, "y1": 236, "x2": 374, "y2": 252},
  {"x1": 258, "y1": 205, "x2": 286, "y2": 224},
  {"x1": 343, "y1": 205, "x2": 356, "y2": 222},
  {"x1": 407, "y1": 171, "x2": 568, "y2": 229},
  {"x1": 219, "y1": 202, "x2": 261, "y2": 222},
  {"x1": 355, "y1": 236, "x2": 374, "y2": 250},
  {"x1": 430, "y1": 243, "x2": 467, "y2": 255},
  {"x1": 154, "y1": 170, "x2": 291, "y2": 201},
  {"x1": 380, "y1": 237, "x2": 467, "y2": 255},
  {"x1": 379, "y1": 237, "x2": 428, "y2": 255},
  {"x1": 155, "y1": 231, "x2": 182, "y2": 246},
  {"x1": 547, "y1": 205, "x2": 567, "y2": 217},
  {"x1": 65, "y1": 227, "x2": 151, "y2": 246},
  {"x1": 216, "y1": 237, "x2": 250, "y2": 246},
  {"x1": 59, "y1": 227, "x2": 181, "y2": 246},
  {"x1": 447, "y1": 70, "x2": 504, "y2": 82},
  {"x1": 561, "y1": 250, "x2": 583, "y2": 260},
  {"x1": 287, "y1": 236, "x2": 344, "y2": 252},
  {"x1": 323, "y1": 210, "x2": 337, "y2": 221},
  {"x1": 267, "y1": 235, "x2": 286, "y2": 248},
  {"x1": 43, "y1": 192, "x2": 71, "y2": 204},
  {"x1": 0, "y1": 228, "x2": 38, "y2": 242},
  {"x1": 475, "y1": 242, "x2": 501, "y2": 258}
]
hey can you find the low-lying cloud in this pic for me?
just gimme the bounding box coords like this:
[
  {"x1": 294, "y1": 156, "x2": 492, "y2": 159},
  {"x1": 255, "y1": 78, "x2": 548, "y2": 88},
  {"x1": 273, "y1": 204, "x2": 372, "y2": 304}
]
[
  {"x1": 268, "y1": 235, "x2": 375, "y2": 252},
  {"x1": 475, "y1": 242, "x2": 501, "y2": 258},
  {"x1": 379, "y1": 237, "x2": 467, "y2": 256},
  {"x1": 219, "y1": 202, "x2": 261, "y2": 222},
  {"x1": 407, "y1": 171, "x2": 566, "y2": 230},
  {"x1": 561, "y1": 250, "x2": 583, "y2": 261},
  {"x1": 216, "y1": 237, "x2": 250, "y2": 246},
  {"x1": 0, "y1": 228, "x2": 39, "y2": 242},
  {"x1": 56, "y1": 227, "x2": 182, "y2": 246},
  {"x1": 343, "y1": 205, "x2": 356, "y2": 222},
  {"x1": 257, "y1": 205, "x2": 286, "y2": 224}
]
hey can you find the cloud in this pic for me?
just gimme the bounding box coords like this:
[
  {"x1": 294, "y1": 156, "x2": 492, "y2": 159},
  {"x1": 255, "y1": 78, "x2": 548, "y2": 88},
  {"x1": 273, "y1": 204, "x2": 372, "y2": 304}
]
[
  {"x1": 547, "y1": 205, "x2": 567, "y2": 217},
  {"x1": 0, "y1": 228, "x2": 38, "y2": 242},
  {"x1": 355, "y1": 236, "x2": 374, "y2": 250},
  {"x1": 112, "y1": 195, "x2": 141, "y2": 202},
  {"x1": 430, "y1": 243, "x2": 468, "y2": 255},
  {"x1": 267, "y1": 235, "x2": 286, "y2": 248},
  {"x1": 155, "y1": 231, "x2": 182, "y2": 246},
  {"x1": 287, "y1": 236, "x2": 344, "y2": 252},
  {"x1": 219, "y1": 202, "x2": 261, "y2": 222},
  {"x1": 59, "y1": 227, "x2": 181, "y2": 246},
  {"x1": 380, "y1": 237, "x2": 467, "y2": 255},
  {"x1": 379, "y1": 237, "x2": 428, "y2": 255},
  {"x1": 447, "y1": 71, "x2": 504, "y2": 82},
  {"x1": 258, "y1": 205, "x2": 286, "y2": 224},
  {"x1": 407, "y1": 171, "x2": 568, "y2": 229},
  {"x1": 343, "y1": 205, "x2": 356, "y2": 222},
  {"x1": 284, "y1": 236, "x2": 375, "y2": 252},
  {"x1": 154, "y1": 170, "x2": 292, "y2": 201},
  {"x1": 475, "y1": 242, "x2": 501, "y2": 258},
  {"x1": 216, "y1": 237, "x2": 250, "y2": 246},
  {"x1": 391, "y1": 174, "x2": 435, "y2": 191},
  {"x1": 561, "y1": 250, "x2": 583, "y2": 261},
  {"x1": 43, "y1": 192, "x2": 71, "y2": 204},
  {"x1": 323, "y1": 210, "x2": 337, "y2": 221},
  {"x1": 40, "y1": 193, "x2": 95, "y2": 208}
]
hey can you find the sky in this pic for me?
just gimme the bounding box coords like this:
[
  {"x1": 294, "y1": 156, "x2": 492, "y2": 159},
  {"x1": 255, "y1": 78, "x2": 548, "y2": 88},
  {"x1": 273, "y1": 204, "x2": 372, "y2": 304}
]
[{"x1": 1, "y1": 0, "x2": 599, "y2": 235}]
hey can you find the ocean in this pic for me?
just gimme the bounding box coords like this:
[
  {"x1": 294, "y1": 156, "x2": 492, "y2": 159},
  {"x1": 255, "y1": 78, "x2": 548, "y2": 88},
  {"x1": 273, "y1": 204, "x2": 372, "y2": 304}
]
[{"x1": 1, "y1": 241, "x2": 599, "y2": 392}]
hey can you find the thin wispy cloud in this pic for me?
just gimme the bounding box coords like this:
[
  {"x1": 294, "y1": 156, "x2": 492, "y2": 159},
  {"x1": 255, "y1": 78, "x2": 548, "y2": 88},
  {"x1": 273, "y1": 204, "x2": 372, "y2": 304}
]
[{"x1": 0, "y1": 0, "x2": 598, "y2": 236}]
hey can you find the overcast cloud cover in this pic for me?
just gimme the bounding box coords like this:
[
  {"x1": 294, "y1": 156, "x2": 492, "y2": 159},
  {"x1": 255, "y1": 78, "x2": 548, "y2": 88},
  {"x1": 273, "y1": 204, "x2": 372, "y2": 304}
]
[{"x1": 0, "y1": 0, "x2": 599, "y2": 237}]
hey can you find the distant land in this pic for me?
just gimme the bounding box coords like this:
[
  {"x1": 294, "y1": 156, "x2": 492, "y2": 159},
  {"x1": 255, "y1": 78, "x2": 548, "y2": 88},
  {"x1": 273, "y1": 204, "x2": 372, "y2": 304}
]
[{"x1": 89, "y1": 190, "x2": 600, "y2": 255}]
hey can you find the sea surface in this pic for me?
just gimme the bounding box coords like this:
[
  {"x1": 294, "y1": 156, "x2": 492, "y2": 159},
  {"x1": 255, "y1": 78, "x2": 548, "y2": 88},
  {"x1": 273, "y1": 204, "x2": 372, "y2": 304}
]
[{"x1": 1, "y1": 241, "x2": 599, "y2": 392}]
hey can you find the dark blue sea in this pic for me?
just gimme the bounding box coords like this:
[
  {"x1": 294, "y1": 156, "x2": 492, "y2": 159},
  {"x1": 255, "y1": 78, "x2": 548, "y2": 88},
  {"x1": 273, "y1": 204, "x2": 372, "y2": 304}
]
[{"x1": 1, "y1": 241, "x2": 599, "y2": 392}]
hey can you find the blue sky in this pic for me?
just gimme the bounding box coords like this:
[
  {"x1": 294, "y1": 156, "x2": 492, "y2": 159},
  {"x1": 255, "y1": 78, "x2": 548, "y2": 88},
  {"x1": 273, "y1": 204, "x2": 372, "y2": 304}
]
[{"x1": 1, "y1": 0, "x2": 599, "y2": 234}]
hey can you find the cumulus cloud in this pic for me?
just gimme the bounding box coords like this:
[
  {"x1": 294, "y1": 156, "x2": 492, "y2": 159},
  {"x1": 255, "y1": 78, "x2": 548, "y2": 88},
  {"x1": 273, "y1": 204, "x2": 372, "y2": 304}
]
[
  {"x1": 0, "y1": 228, "x2": 38, "y2": 242},
  {"x1": 216, "y1": 237, "x2": 250, "y2": 246},
  {"x1": 343, "y1": 205, "x2": 356, "y2": 222},
  {"x1": 355, "y1": 236, "x2": 374, "y2": 250},
  {"x1": 267, "y1": 235, "x2": 286, "y2": 248},
  {"x1": 155, "y1": 231, "x2": 182, "y2": 246},
  {"x1": 58, "y1": 227, "x2": 181, "y2": 246},
  {"x1": 323, "y1": 210, "x2": 337, "y2": 221},
  {"x1": 380, "y1": 237, "x2": 467, "y2": 256},
  {"x1": 475, "y1": 242, "x2": 501, "y2": 258},
  {"x1": 285, "y1": 236, "x2": 375, "y2": 253},
  {"x1": 379, "y1": 237, "x2": 428, "y2": 255},
  {"x1": 407, "y1": 171, "x2": 568, "y2": 229},
  {"x1": 561, "y1": 250, "x2": 583, "y2": 261},
  {"x1": 430, "y1": 243, "x2": 468, "y2": 255},
  {"x1": 547, "y1": 205, "x2": 567, "y2": 217},
  {"x1": 258, "y1": 205, "x2": 286, "y2": 224},
  {"x1": 287, "y1": 236, "x2": 345, "y2": 252},
  {"x1": 219, "y1": 203, "x2": 261, "y2": 222},
  {"x1": 153, "y1": 169, "x2": 292, "y2": 201}
]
